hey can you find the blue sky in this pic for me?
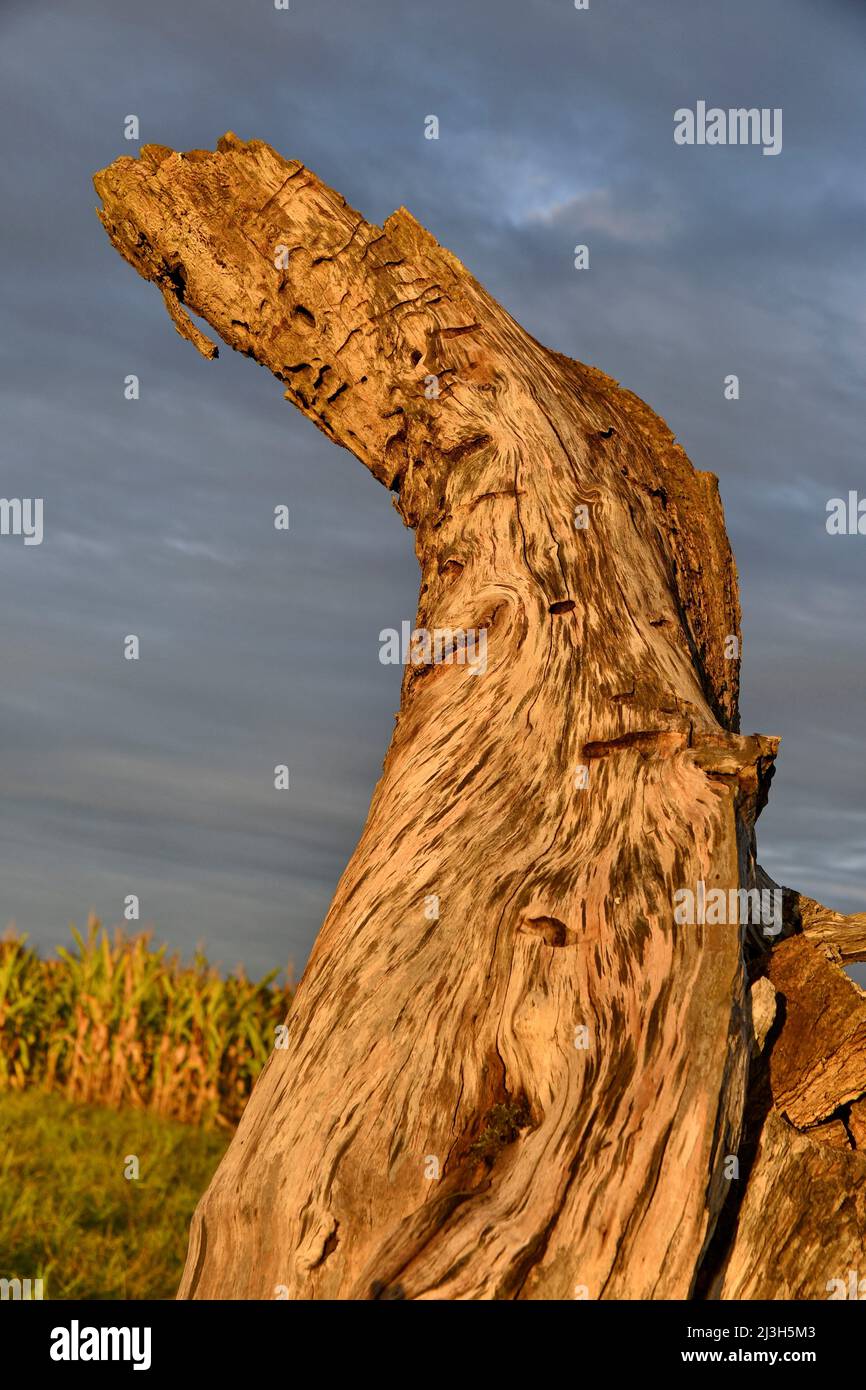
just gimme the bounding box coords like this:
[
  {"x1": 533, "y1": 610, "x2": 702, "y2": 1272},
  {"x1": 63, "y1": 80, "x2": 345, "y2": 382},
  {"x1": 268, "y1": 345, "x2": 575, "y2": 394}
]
[{"x1": 1, "y1": 0, "x2": 864, "y2": 976}]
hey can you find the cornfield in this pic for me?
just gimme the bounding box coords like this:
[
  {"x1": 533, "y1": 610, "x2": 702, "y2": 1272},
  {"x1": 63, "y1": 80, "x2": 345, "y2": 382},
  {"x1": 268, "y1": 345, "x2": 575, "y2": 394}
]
[{"x1": 0, "y1": 917, "x2": 293, "y2": 1128}]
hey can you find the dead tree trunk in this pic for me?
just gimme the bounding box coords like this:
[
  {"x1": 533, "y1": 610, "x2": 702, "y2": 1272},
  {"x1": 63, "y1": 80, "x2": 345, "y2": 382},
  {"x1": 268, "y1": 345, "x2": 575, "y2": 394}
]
[{"x1": 93, "y1": 134, "x2": 866, "y2": 1300}]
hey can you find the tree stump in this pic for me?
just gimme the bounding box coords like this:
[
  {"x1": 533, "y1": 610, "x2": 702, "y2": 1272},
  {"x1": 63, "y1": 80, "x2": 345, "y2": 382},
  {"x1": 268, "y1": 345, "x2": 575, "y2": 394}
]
[{"x1": 93, "y1": 134, "x2": 866, "y2": 1300}]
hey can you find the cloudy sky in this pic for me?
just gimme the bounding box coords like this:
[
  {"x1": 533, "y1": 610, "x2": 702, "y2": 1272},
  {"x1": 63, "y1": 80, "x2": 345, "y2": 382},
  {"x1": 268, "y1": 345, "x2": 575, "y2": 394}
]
[{"x1": 1, "y1": 0, "x2": 864, "y2": 978}]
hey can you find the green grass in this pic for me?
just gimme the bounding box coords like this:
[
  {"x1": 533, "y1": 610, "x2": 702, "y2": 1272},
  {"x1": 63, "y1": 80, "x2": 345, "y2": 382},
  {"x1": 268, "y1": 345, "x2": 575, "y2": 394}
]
[{"x1": 0, "y1": 1089, "x2": 229, "y2": 1299}]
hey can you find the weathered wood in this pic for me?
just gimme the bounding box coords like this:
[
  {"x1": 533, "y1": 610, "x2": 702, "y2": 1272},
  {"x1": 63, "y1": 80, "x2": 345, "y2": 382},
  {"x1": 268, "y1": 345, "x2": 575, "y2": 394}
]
[
  {"x1": 93, "y1": 134, "x2": 864, "y2": 1300},
  {"x1": 767, "y1": 934, "x2": 866, "y2": 1129},
  {"x1": 799, "y1": 896, "x2": 866, "y2": 965},
  {"x1": 712, "y1": 1107, "x2": 866, "y2": 1299},
  {"x1": 703, "y1": 881, "x2": 866, "y2": 1298}
]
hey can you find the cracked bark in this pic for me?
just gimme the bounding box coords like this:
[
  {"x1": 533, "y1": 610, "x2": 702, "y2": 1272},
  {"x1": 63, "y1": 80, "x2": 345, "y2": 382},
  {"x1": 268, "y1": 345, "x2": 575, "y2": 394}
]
[{"x1": 93, "y1": 133, "x2": 866, "y2": 1300}]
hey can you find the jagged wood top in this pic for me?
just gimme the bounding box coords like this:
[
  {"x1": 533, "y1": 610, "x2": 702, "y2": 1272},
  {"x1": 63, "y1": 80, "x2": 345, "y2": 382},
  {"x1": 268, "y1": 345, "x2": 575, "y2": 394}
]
[{"x1": 95, "y1": 132, "x2": 742, "y2": 731}]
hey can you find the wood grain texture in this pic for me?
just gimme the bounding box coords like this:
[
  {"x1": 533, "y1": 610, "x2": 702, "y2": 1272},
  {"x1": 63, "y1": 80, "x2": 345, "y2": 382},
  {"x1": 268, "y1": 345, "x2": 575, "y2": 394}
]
[
  {"x1": 713, "y1": 1106, "x2": 866, "y2": 1298},
  {"x1": 799, "y1": 895, "x2": 866, "y2": 965},
  {"x1": 768, "y1": 935, "x2": 866, "y2": 1129},
  {"x1": 705, "y1": 883, "x2": 866, "y2": 1298},
  {"x1": 93, "y1": 134, "x2": 863, "y2": 1300}
]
